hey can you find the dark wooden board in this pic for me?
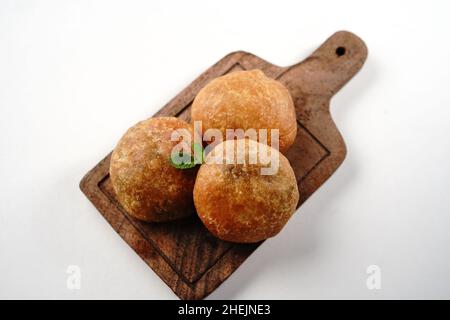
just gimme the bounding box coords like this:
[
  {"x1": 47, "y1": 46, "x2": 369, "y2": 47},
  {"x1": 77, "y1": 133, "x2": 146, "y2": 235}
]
[{"x1": 80, "y1": 31, "x2": 368, "y2": 300}]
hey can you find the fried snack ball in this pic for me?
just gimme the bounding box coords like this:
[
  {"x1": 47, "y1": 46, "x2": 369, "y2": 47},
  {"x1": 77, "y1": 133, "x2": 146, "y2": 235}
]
[
  {"x1": 191, "y1": 69, "x2": 297, "y2": 154},
  {"x1": 193, "y1": 139, "x2": 299, "y2": 243},
  {"x1": 110, "y1": 117, "x2": 197, "y2": 222}
]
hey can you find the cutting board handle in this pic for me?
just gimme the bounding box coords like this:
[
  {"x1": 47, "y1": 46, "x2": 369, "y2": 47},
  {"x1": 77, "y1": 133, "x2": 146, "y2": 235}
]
[{"x1": 281, "y1": 31, "x2": 368, "y2": 98}]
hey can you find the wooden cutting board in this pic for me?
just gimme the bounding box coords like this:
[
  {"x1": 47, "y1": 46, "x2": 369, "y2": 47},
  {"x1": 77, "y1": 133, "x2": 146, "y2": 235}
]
[{"x1": 80, "y1": 31, "x2": 368, "y2": 300}]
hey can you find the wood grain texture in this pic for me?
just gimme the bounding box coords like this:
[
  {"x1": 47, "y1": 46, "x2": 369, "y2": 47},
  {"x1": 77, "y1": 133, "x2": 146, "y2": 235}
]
[{"x1": 80, "y1": 31, "x2": 368, "y2": 300}]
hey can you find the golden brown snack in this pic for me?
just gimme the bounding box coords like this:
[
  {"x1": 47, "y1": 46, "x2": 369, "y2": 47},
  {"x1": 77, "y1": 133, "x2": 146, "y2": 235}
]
[
  {"x1": 193, "y1": 139, "x2": 299, "y2": 243},
  {"x1": 110, "y1": 117, "x2": 197, "y2": 222},
  {"x1": 191, "y1": 69, "x2": 297, "y2": 153}
]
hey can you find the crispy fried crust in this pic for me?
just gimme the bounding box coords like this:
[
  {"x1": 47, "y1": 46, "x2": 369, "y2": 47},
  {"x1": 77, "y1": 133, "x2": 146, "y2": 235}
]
[
  {"x1": 193, "y1": 139, "x2": 299, "y2": 243},
  {"x1": 110, "y1": 117, "x2": 198, "y2": 222},
  {"x1": 191, "y1": 69, "x2": 297, "y2": 154}
]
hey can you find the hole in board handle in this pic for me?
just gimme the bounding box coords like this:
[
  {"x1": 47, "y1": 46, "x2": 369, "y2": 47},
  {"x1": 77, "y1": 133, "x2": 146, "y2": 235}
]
[{"x1": 335, "y1": 46, "x2": 346, "y2": 57}]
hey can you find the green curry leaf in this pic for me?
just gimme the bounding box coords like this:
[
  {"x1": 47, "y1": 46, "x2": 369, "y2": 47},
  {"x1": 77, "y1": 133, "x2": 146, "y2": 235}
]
[{"x1": 169, "y1": 142, "x2": 204, "y2": 169}]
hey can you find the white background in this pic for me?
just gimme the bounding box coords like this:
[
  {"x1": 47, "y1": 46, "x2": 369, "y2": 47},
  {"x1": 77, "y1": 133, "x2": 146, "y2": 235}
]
[{"x1": 1, "y1": 0, "x2": 450, "y2": 299}]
